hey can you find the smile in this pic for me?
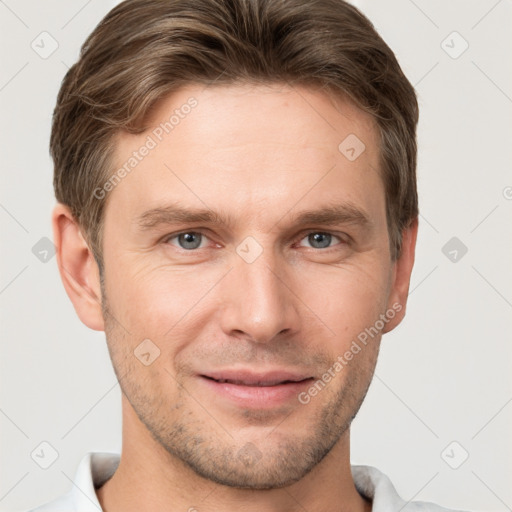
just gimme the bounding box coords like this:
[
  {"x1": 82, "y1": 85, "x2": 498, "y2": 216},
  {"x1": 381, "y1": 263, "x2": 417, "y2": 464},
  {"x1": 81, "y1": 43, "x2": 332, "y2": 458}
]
[{"x1": 198, "y1": 370, "x2": 315, "y2": 408}]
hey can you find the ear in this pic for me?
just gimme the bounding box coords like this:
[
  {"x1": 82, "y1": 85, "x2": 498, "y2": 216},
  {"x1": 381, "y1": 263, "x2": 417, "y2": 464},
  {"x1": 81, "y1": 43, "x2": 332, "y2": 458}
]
[
  {"x1": 52, "y1": 203, "x2": 105, "y2": 331},
  {"x1": 383, "y1": 217, "x2": 418, "y2": 333}
]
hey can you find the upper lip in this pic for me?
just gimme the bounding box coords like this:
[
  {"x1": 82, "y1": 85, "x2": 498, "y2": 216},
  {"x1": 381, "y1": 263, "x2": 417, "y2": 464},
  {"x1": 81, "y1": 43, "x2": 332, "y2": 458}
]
[{"x1": 200, "y1": 369, "x2": 314, "y2": 386}]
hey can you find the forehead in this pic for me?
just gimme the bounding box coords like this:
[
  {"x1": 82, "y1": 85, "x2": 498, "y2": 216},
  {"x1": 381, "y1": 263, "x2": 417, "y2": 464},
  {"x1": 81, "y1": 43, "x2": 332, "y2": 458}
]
[
  {"x1": 140, "y1": 82, "x2": 379, "y2": 156},
  {"x1": 108, "y1": 82, "x2": 382, "y2": 223}
]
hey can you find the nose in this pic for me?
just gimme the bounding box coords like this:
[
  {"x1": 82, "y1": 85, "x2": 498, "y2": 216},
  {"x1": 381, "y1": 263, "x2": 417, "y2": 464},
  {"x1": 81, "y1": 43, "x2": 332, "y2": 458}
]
[{"x1": 217, "y1": 246, "x2": 301, "y2": 344}]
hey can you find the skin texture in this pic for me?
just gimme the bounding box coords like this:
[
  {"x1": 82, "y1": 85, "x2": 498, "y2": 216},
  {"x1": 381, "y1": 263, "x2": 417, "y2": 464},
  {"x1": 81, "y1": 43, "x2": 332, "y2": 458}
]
[{"x1": 53, "y1": 82, "x2": 417, "y2": 512}]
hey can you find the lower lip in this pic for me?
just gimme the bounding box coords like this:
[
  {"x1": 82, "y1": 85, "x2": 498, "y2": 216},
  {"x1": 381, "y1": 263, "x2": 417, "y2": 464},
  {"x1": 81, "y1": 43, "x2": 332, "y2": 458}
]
[{"x1": 199, "y1": 376, "x2": 314, "y2": 408}]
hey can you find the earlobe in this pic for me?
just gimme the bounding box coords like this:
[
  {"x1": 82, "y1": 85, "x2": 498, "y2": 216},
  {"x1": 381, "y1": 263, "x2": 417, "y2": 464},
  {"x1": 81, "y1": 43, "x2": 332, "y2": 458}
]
[
  {"x1": 52, "y1": 203, "x2": 105, "y2": 331},
  {"x1": 383, "y1": 217, "x2": 418, "y2": 333}
]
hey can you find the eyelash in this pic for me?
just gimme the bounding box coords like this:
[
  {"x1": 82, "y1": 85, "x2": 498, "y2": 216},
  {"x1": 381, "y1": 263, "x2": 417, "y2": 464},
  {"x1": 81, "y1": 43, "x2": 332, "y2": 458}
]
[{"x1": 162, "y1": 229, "x2": 348, "y2": 252}]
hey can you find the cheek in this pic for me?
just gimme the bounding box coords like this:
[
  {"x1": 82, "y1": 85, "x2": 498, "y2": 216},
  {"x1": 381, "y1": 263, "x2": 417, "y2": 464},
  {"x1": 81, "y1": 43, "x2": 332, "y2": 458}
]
[
  {"x1": 107, "y1": 261, "x2": 224, "y2": 341},
  {"x1": 298, "y1": 259, "x2": 391, "y2": 345}
]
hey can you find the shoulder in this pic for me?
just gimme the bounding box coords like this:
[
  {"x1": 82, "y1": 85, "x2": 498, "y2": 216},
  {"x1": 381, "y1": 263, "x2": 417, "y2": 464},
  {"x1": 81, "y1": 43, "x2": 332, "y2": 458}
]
[
  {"x1": 23, "y1": 451, "x2": 119, "y2": 512},
  {"x1": 351, "y1": 465, "x2": 468, "y2": 512}
]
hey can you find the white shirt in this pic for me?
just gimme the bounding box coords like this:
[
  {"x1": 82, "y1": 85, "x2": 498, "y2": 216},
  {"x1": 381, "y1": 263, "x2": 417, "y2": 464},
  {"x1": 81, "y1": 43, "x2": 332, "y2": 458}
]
[{"x1": 27, "y1": 452, "x2": 464, "y2": 512}]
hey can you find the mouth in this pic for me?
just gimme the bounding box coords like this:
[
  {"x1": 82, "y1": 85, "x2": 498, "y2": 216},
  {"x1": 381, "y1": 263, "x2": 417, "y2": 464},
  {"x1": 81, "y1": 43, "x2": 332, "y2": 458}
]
[
  {"x1": 200, "y1": 369, "x2": 314, "y2": 386},
  {"x1": 197, "y1": 370, "x2": 315, "y2": 408},
  {"x1": 203, "y1": 377, "x2": 308, "y2": 386}
]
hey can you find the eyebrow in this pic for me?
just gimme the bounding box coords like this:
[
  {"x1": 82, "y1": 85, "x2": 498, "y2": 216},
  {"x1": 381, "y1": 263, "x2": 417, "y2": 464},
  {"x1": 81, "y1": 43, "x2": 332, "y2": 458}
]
[{"x1": 135, "y1": 202, "x2": 371, "y2": 232}]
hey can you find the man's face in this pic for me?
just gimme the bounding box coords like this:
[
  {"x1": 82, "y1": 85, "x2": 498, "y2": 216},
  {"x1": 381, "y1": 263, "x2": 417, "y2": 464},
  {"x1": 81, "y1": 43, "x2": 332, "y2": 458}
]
[{"x1": 100, "y1": 83, "x2": 399, "y2": 488}]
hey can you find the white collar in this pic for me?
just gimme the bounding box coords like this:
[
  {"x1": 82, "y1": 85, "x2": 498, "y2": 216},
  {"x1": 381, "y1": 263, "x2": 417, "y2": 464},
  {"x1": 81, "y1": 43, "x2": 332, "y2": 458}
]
[{"x1": 30, "y1": 452, "x2": 461, "y2": 512}]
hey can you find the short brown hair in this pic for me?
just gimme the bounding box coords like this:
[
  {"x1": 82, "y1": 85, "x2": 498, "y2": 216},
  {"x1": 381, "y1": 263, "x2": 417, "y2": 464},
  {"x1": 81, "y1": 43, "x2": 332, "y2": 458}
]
[{"x1": 51, "y1": 0, "x2": 418, "y2": 268}]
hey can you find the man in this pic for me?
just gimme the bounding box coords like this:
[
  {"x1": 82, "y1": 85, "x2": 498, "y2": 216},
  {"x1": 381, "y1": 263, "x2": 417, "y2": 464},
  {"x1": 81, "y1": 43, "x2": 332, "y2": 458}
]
[{"x1": 29, "y1": 0, "x2": 465, "y2": 510}]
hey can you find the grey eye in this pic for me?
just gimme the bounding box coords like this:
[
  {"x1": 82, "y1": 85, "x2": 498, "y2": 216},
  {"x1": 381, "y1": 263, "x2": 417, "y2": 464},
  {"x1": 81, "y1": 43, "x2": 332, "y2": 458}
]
[
  {"x1": 306, "y1": 232, "x2": 333, "y2": 249},
  {"x1": 176, "y1": 232, "x2": 203, "y2": 250}
]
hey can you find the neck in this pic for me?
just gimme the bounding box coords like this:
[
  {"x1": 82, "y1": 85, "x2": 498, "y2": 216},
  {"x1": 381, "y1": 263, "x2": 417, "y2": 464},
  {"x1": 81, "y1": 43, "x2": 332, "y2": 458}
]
[{"x1": 96, "y1": 399, "x2": 372, "y2": 512}]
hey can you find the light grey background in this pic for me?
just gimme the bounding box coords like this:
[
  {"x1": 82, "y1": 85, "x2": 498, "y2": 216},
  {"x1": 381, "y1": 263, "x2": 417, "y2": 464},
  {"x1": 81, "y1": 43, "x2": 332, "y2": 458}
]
[{"x1": 1, "y1": 1, "x2": 511, "y2": 511}]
